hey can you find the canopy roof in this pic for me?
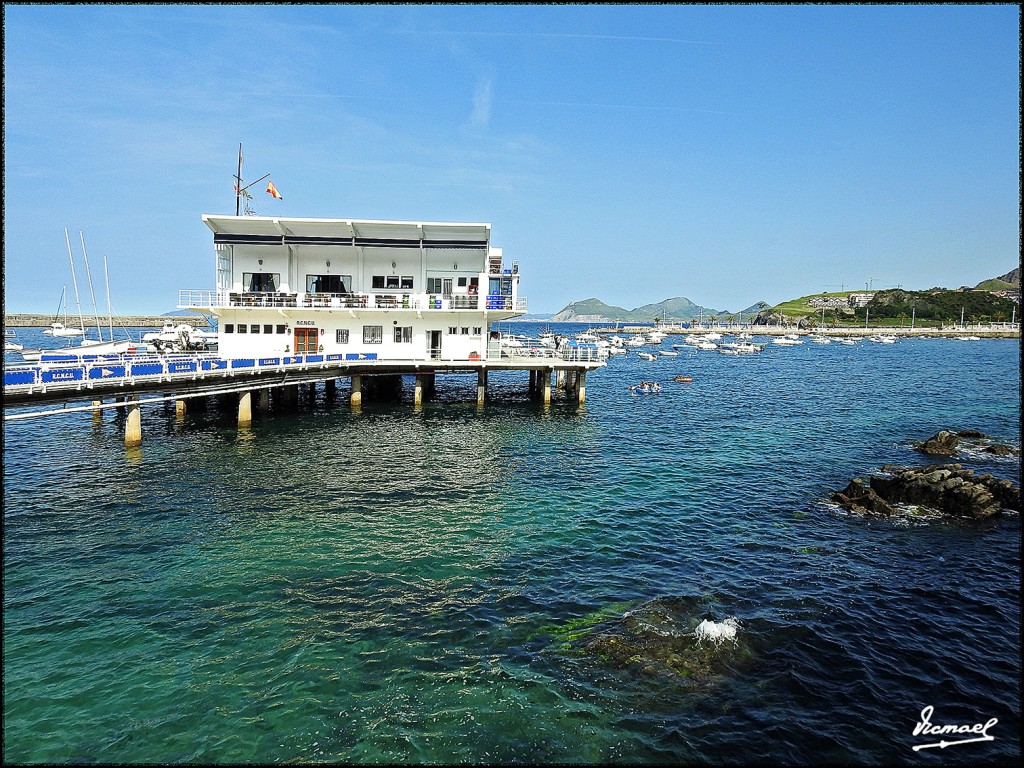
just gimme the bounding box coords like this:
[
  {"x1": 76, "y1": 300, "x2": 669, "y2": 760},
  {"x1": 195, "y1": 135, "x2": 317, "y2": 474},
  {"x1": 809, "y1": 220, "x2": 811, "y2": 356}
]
[{"x1": 202, "y1": 215, "x2": 490, "y2": 247}]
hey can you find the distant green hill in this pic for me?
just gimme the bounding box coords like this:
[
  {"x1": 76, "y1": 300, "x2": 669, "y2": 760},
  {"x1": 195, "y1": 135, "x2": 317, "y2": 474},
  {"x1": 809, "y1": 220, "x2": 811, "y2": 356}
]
[
  {"x1": 767, "y1": 288, "x2": 1017, "y2": 325},
  {"x1": 551, "y1": 296, "x2": 734, "y2": 322}
]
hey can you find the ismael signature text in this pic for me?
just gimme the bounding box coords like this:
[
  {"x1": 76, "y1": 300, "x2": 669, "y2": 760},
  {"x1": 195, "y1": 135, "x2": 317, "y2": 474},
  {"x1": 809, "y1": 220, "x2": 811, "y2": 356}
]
[{"x1": 911, "y1": 705, "x2": 998, "y2": 751}]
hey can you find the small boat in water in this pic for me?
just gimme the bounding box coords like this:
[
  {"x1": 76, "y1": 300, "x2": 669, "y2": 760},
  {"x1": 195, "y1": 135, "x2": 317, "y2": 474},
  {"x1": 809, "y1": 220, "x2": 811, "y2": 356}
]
[
  {"x1": 4, "y1": 328, "x2": 24, "y2": 352},
  {"x1": 673, "y1": 375, "x2": 693, "y2": 383},
  {"x1": 42, "y1": 287, "x2": 86, "y2": 337},
  {"x1": 628, "y1": 381, "x2": 662, "y2": 393},
  {"x1": 773, "y1": 334, "x2": 804, "y2": 346},
  {"x1": 637, "y1": 352, "x2": 658, "y2": 361}
]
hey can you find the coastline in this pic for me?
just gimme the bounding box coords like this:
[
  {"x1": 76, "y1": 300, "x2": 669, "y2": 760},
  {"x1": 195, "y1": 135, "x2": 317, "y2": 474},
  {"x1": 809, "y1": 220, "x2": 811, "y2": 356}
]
[{"x1": 589, "y1": 324, "x2": 1021, "y2": 339}]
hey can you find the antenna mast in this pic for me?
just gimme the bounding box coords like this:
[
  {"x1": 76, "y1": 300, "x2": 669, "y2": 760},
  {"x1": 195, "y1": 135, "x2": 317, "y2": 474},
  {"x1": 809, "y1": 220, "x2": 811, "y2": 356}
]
[{"x1": 234, "y1": 143, "x2": 270, "y2": 216}]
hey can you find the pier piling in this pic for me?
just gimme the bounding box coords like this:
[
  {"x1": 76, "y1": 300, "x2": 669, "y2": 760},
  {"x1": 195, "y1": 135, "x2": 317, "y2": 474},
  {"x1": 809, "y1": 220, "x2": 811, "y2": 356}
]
[
  {"x1": 238, "y1": 391, "x2": 253, "y2": 427},
  {"x1": 477, "y1": 369, "x2": 488, "y2": 406},
  {"x1": 124, "y1": 396, "x2": 142, "y2": 448},
  {"x1": 350, "y1": 375, "x2": 362, "y2": 407}
]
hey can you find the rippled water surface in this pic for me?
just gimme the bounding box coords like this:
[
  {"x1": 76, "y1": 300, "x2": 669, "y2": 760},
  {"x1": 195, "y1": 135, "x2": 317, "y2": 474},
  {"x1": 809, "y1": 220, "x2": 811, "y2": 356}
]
[{"x1": 3, "y1": 326, "x2": 1020, "y2": 763}]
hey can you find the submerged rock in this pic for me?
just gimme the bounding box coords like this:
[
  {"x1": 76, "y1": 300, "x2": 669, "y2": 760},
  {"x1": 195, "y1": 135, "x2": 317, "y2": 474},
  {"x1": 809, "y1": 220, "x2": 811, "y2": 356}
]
[
  {"x1": 547, "y1": 595, "x2": 754, "y2": 686},
  {"x1": 832, "y1": 464, "x2": 1020, "y2": 520}
]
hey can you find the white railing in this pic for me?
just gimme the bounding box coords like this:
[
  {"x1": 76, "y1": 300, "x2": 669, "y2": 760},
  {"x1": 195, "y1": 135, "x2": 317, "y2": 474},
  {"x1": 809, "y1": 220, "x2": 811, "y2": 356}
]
[{"x1": 179, "y1": 290, "x2": 527, "y2": 313}]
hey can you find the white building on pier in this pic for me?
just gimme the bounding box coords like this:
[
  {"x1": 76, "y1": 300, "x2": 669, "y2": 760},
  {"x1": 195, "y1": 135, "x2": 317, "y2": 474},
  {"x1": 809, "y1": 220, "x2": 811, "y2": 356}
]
[{"x1": 179, "y1": 215, "x2": 524, "y2": 361}]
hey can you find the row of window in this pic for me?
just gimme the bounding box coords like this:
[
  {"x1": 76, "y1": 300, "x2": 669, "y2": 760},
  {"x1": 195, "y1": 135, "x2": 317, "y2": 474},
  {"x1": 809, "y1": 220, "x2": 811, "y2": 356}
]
[
  {"x1": 223, "y1": 324, "x2": 484, "y2": 340},
  {"x1": 223, "y1": 324, "x2": 288, "y2": 334}
]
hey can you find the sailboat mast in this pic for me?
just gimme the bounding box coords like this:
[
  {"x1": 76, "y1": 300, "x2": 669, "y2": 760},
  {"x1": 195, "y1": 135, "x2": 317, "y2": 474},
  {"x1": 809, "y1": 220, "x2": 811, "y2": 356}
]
[
  {"x1": 65, "y1": 228, "x2": 86, "y2": 331},
  {"x1": 79, "y1": 232, "x2": 104, "y2": 340},
  {"x1": 103, "y1": 255, "x2": 114, "y2": 340}
]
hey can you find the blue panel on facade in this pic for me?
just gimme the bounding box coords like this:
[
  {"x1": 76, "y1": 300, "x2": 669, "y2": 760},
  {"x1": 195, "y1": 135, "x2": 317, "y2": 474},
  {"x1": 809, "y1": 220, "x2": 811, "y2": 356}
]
[
  {"x1": 130, "y1": 364, "x2": 163, "y2": 376},
  {"x1": 231, "y1": 359, "x2": 255, "y2": 368},
  {"x1": 167, "y1": 361, "x2": 197, "y2": 374},
  {"x1": 40, "y1": 354, "x2": 80, "y2": 363},
  {"x1": 345, "y1": 353, "x2": 378, "y2": 361},
  {"x1": 4, "y1": 370, "x2": 37, "y2": 386},
  {"x1": 326, "y1": 354, "x2": 345, "y2": 361},
  {"x1": 89, "y1": 365, "x2": 127, "y2": 379},
  {"x1": 258, "y1": 358, "x2": 280, "y2": 366},
  {"x1": 201, "y1": 359, "x2": 228, "y2": 371},
  {"x1": 42, "y1": 368, "x2": 84, "y2": 383},
  {"x1": 305, "y1": 355, "x2": 324, "y2": 363}
]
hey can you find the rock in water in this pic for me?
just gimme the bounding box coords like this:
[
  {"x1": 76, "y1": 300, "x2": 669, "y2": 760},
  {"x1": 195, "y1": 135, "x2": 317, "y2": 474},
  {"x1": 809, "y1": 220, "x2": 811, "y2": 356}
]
[
  {"x1": 832, "y1": 464, "x2": 1020, "y2": 520},
  {"x1": 914, "y1": 430, "x2": 962, "y2": 456}
]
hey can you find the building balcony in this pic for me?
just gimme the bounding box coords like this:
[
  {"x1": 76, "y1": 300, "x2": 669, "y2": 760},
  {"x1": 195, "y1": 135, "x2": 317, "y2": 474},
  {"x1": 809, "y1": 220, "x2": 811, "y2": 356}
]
[{"x1": 178, "y1": 290, "x2": 526, "y2": 313}]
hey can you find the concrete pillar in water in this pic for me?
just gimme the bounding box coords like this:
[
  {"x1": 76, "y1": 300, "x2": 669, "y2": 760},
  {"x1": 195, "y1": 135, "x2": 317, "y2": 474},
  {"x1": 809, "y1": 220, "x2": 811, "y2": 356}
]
[
  {"x1": 414, "y1": 374, "x2": 425, "y2": 406},
  {"x1": 258, "y1": 389, "x2": 270, "y2": 410},
  {"x1": 555, "y1": 369, "x2": 566, "y2": 390},
  {"x1": 175, "y1": 399, "x2": 187, "y2": 419},
  {"x1": 577, "y1": 370, "x2": 587, "y2": 405},
  {"x1": 351, "y1": 375, "x2": 362, "y2": 407},
  {"x1": 124, "y1": 396, "x2": 142, "y2": 448},
  {"x1": 238, "y1": 391, "x2": 253, "y2": 427},
  {"x1": 477, "y1": 368, "x2": 488, "y2": 406},
  {"x1": 529, "y1": 369, "x2": 537, "y2": 396},
  {"x1": 541, "y1": 369, "x2": 552, "y2": 405}
]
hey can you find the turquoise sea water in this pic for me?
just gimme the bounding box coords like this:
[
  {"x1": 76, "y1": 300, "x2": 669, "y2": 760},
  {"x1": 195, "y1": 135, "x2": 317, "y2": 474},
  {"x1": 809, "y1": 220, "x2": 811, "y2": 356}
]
[{"x1": 3, "y1": 325, "x2": 1020, "y2": 764}]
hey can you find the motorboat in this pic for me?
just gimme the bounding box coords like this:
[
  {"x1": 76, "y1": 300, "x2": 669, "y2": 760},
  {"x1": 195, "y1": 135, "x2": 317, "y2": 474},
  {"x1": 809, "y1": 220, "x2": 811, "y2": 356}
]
[
  {"x1": 142, "y1": 322, "x2": 219, "y2": 352},
  {"x1": 637, "y1": 352, "x2": 658, "y2": 361},
  {"x1": 42, "y1": 286, "x2": 86, "y2": 337},
  {"x1": 773, "y1": 334, "x2": 804, "y2": 346},
  {"x1": 4, "y1": 328, "x2": 23, "y2": 352},
  {"x1": 659, "y1": 349, "x2": 679, "y2": 356}
]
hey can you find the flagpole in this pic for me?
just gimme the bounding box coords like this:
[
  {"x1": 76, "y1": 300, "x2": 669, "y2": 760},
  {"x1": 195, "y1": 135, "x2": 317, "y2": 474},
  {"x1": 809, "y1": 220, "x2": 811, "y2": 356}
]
[{"x1": 235, "y1": 143, "x2": 242, "y2": 216}]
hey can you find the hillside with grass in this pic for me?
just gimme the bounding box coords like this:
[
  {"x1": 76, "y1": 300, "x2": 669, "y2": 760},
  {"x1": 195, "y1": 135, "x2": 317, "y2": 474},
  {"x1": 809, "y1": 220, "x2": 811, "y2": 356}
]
[{"x1": 765, "y1": 288, "x2": 1017, "y2": 327}]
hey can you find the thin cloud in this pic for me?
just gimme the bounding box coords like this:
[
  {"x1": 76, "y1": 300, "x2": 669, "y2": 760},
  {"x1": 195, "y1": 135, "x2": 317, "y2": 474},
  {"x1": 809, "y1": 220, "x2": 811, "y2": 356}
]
[{"x1": 470, "y1": 77, "x2": 493, "y2": 128}]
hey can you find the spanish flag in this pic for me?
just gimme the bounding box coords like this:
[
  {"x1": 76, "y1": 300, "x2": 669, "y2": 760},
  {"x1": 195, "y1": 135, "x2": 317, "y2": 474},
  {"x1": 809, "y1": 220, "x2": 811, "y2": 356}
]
[{"x1": 266, "y1": 180, "x2": 283, "y2": 200}]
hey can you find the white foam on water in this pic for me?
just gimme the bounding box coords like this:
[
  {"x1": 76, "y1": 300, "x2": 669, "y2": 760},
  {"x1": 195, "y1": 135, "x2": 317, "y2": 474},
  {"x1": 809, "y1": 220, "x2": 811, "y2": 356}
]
[{"x1": 694, "y1": 617, "x2": 741, "y2": 646}]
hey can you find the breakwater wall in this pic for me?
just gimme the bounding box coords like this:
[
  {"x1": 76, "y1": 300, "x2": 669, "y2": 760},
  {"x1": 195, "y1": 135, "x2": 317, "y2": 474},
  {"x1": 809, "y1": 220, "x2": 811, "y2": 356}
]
[{"x1": 4, "y1": 314, "x2": 210, "y2": 328}]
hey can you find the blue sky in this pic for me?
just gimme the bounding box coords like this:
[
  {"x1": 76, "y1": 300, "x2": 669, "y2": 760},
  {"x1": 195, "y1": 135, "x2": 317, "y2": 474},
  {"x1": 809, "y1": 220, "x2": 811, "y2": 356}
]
[{"x1": 3, "y1": 4, "x2": 1019, "y2": 315}]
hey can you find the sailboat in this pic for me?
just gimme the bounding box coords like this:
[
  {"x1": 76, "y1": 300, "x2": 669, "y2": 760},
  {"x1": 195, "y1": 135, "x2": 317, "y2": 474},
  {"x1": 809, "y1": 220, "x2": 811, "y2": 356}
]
[
  {"x1": 42, "y1": 285, "x2": 86, "y2": 337},
  {"x1": 22, "y1": 231, "x2": 137, "y2": 360}
]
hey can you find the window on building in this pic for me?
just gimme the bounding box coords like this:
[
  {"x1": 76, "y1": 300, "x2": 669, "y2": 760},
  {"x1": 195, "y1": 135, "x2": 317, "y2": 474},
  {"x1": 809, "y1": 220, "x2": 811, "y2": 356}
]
[
  {"x1": 243, "y1": 272, "x2": 279, "y2": 292},
  {"x1": 428, "y1": 277, "x2": 443, "y2": 294},
  {"x1": 263, "y1": 324, "x2": 273, "y2": 334},
  {"x1": 363, "y1": 325, "x2": 383, "y2": 344},
  {"x1": 400, "y1": 276, "x2": 414, "y2": 289},
  {"x1": 458, "y1": 277, "x2": 468, "y2": 287},
  {"x1": 472, "y1": 327, "x2": 482, "y2": 335},
  {"x1": 306, "y1": 274, "x2": 351, "y2": 293},
  {"x1": 224, "y1": 324, "x2": 234, "y2": 333},
  {"x1": 276, "y1": 324, "x2": 286, "y2": 334},
  {"x1": 251, "y1": 324, "x2": 260, "y2": 334},
  {"x1": 336, "y1": 329, "x2": 350, "y2": 344},
  {"x1": 385, "y1": 275, "x2": 400, "y2": 289},
  {"x1": 237, "y1": 324, "x2": 247, "y2": 333},
  {"x1": 394, "y1": 326, "x2": 412, "y2": 343},
  {"x1": 461, "y1": 327, "x2": 470, "y2": 335},
  {"x1": 448, "y1": 326, "x2": 457, "y2": 335},
  {"x1": 372, "y1": 275, "x2": 385, "y2": 289}
]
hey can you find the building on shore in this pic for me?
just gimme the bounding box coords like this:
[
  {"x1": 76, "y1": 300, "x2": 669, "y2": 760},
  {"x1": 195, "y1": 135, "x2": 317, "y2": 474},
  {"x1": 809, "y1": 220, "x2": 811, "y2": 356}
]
[{"x1": 179, "y1": 215, "x2": 524, "y2": 361}]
